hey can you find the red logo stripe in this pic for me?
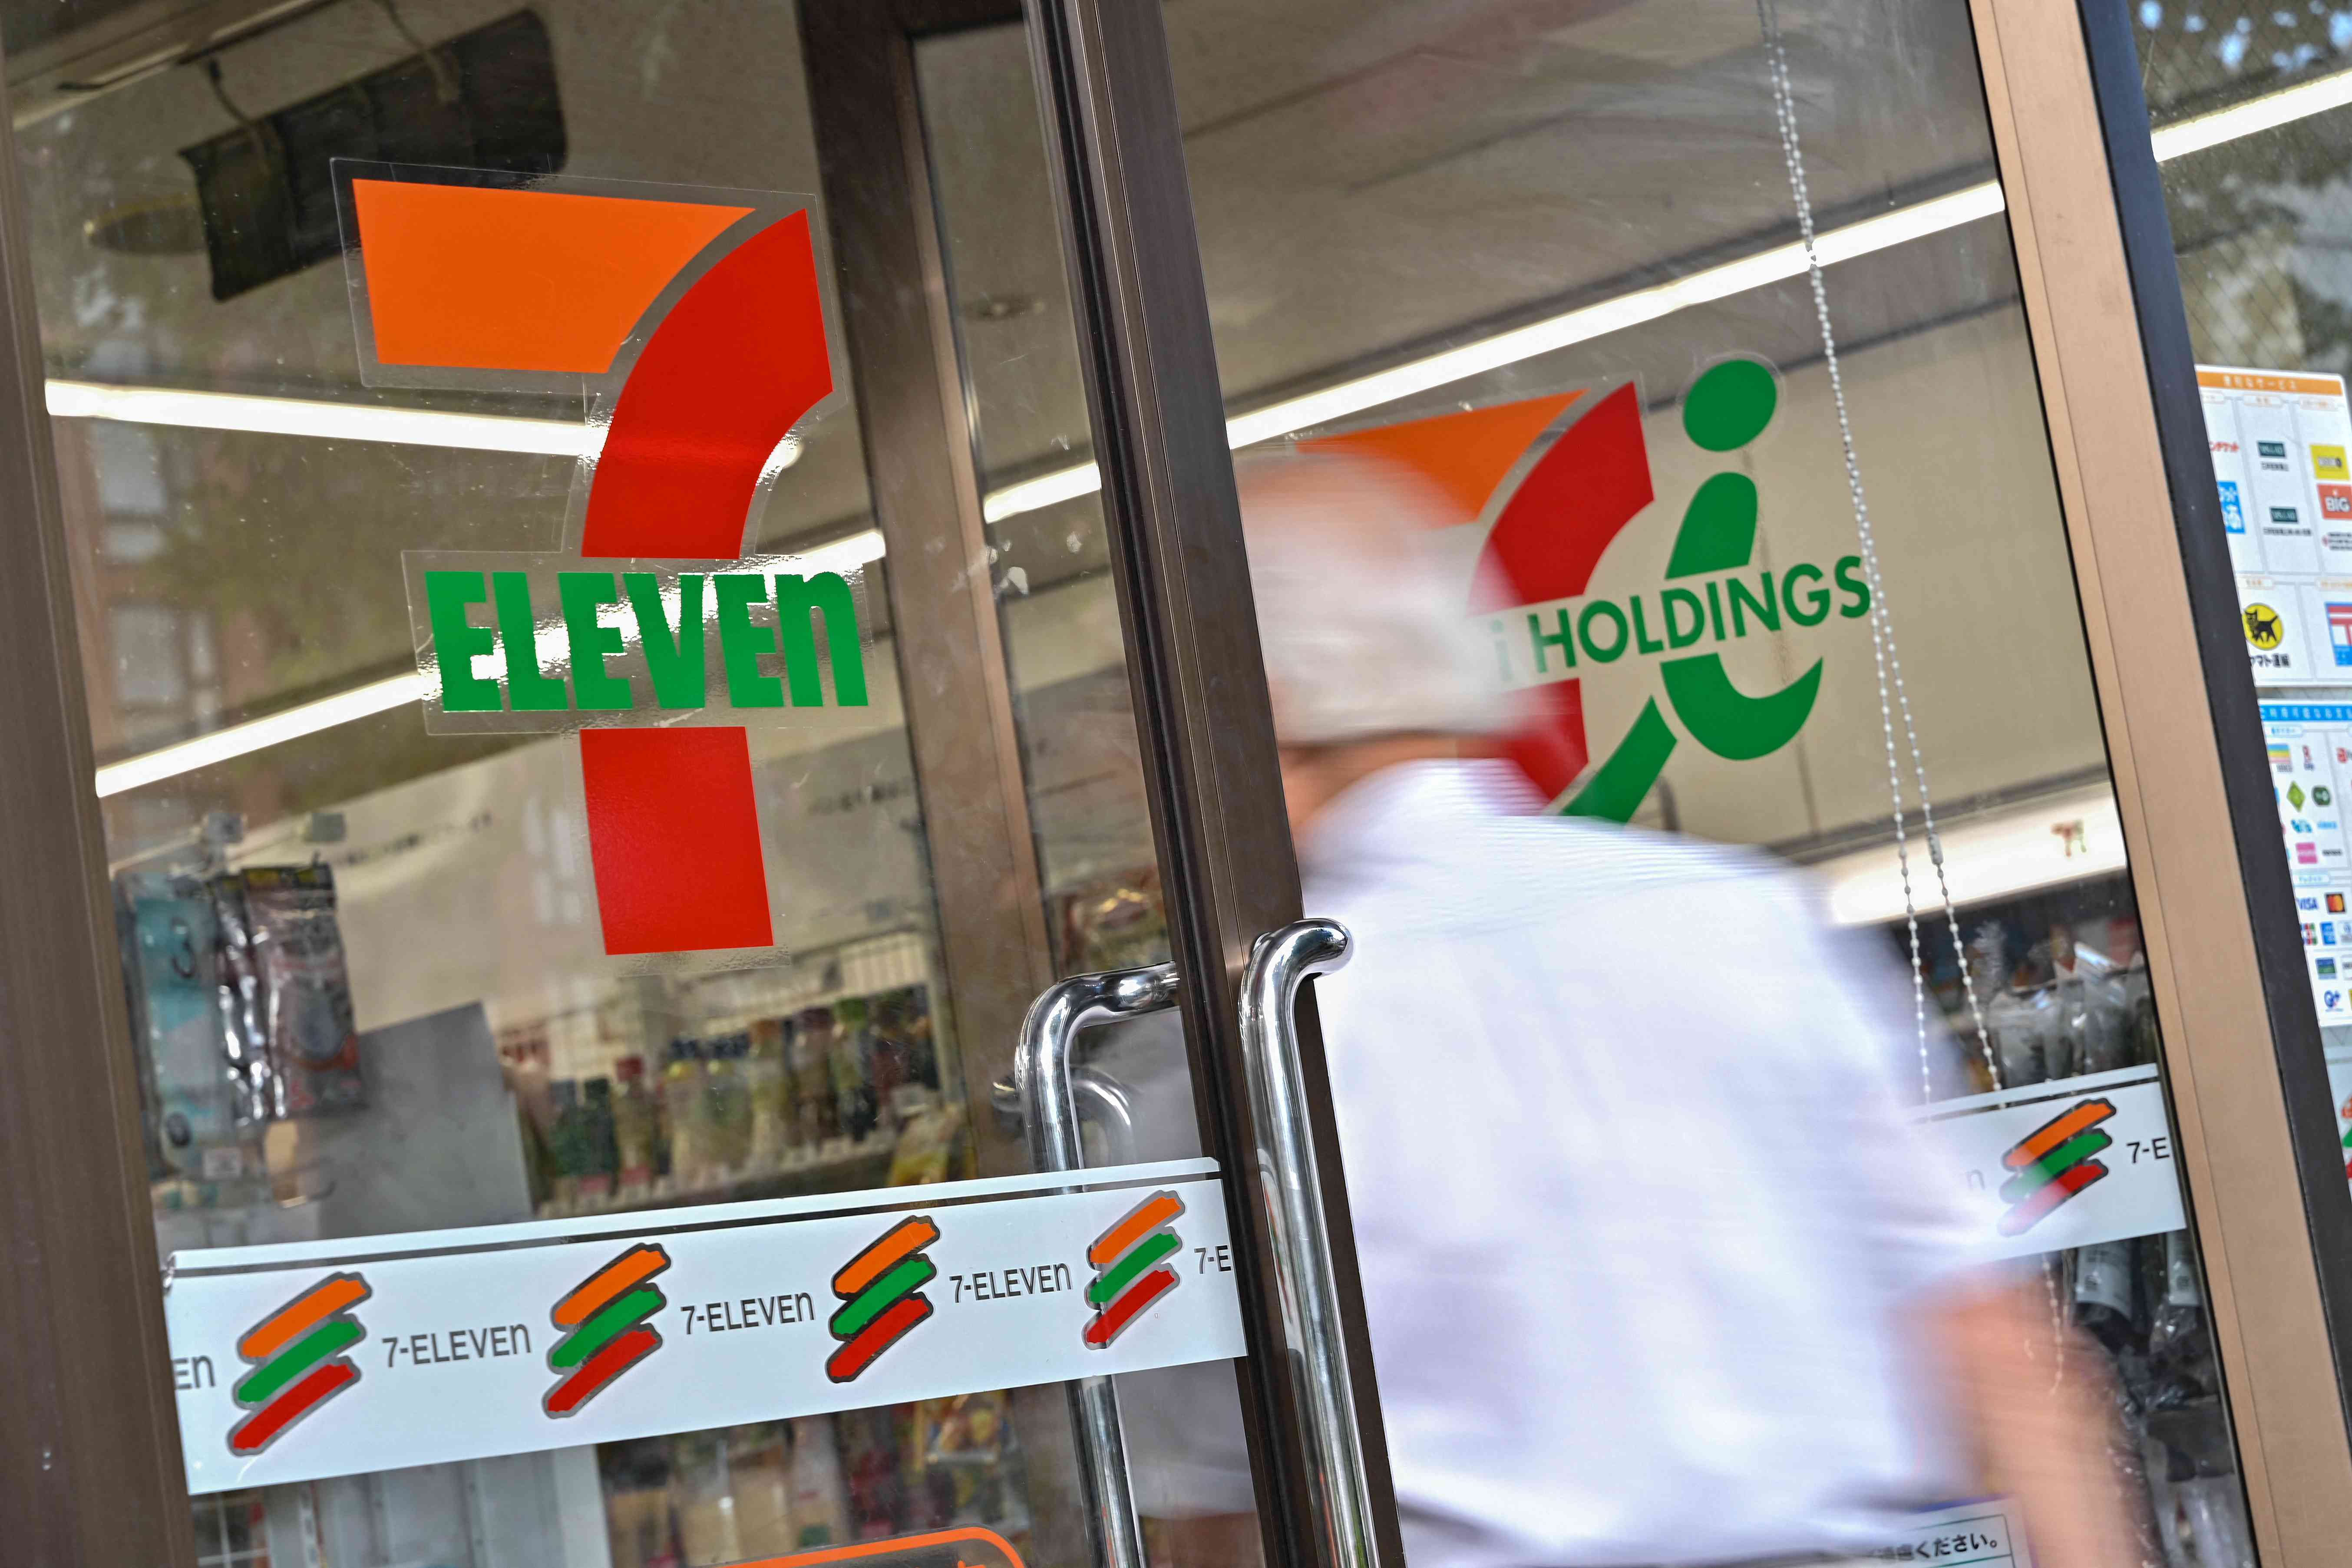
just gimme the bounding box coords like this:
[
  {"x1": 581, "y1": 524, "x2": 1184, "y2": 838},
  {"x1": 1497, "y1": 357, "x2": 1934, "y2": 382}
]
[
  {"x1": 581, "y1": 209, "x2": 833, "y2": 561},
  {"x1": 571, "y1": 211, "x2": 834, "y2": 955},
  {"x1": 580, "y1": 727, "x2": 773, "y2": 955}
]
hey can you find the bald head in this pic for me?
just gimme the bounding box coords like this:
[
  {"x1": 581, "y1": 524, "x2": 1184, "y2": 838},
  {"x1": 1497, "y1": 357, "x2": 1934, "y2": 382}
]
[{"x1": 1239, "y1": 448, "x2": 1517, "y2": 750}]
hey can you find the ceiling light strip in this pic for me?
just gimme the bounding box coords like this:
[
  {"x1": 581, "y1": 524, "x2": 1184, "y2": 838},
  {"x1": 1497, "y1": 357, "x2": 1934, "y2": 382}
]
[
  {"x1": 95, "y1": 671, "x2": 426, "y2": 798},
  {"x1": 45, "y1": 380, "x2": 605, "y2": 457},
  {"x1": 979, "y1": 184, "x2": 2009, "y2": 523},
  {"x1": 2149, "y1": 67, "x2": 2352, "y2": 162}
]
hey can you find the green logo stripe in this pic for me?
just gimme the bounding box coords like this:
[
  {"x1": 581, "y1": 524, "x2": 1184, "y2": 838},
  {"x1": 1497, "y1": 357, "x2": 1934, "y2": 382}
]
[
  {"x1": 828, "y1": 1257, "x2": 937, "y2": 1340},
  {"x1": 1565, "y1": 699, "x2": 1678, "y2": 823},
  {"x1": 1998, "y1": 1129, "x2": 2115, "y2": 1205},
  {"x1": 549, "y1": 1287, "x2": 666, "y2": 1370},
  {"x1": 1659, "y1": 654, "x2": 1823, "y2": 762},
  {"x1": 1086, "y1": 1231, "x2": 1182, "y2": 1308},
  {"x1": 231, "y1": 1317, "x2": 364, "y2": 1406},
  {"x1": 1662, "y1": 472, "x2": 1757, "y2": 578}
]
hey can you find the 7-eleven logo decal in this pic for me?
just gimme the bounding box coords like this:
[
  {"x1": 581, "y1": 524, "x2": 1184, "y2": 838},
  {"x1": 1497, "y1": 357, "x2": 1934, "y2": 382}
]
[
  {"x1": 228, "y1": 1272, "x2": 371, "y2": 1455},
  {"x1": 343, "y1": 163, "x2": 849, "y2": 956},
  {"x1": 1306, "y1": 361, "x2": 1867, "y2": 819},
  {"x1": 1082, "y1": 1190, "x2": 1183, "y2": 1347}
]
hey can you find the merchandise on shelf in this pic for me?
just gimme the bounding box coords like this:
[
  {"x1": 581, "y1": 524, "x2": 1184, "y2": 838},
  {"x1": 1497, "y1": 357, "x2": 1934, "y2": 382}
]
[
  {"x1": 833, "y1": 998, "x2": 879, "y2": 1143},
  {"x1": 748, "y1": 1019, "x2": 792, "y2": 1165},
  {"x1": 213, "y1": 865, "x2": 365, "y2": 1118},
  {"x1": 613, "y1": 1055, "x2": 659, "y2": 1192},
  {"x1": 705, "y1": 1033, "x2": 754, "y2": 1174},
  {"x1": 117, "y1": 871, "x2": 245, "y2": 1181},
  {"x1": 796, "y1": 1007, "x2": 843, "y2": 1146},
  {"x1": 597, "y1": 1397, "x2": 1036, "y2": 1568},
  {"x1": 664, "y1": 1038, "x2": 712, "y2": 1189},
  {"x1": 117, "y1": 859, "x2": 370, "y2": 1205},
  {"x1": 1905, "y1": 890, "x2": 2243, "y2": 1561}
]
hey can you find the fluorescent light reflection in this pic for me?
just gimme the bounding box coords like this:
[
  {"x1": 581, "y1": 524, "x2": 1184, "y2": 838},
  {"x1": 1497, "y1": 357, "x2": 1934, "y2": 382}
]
[
  {"x1": 2149, "y1": 67, "x2": 2352, "y2": 161},
  {"x1": 46, "y1": 380, "x2": 605, "y2": 457},
  {"x1": 75, "y1": 65, "x2": 2352, "y2": 798},
  {"x1": 95, "y1": 672, "x2": 426, "y2": 798},
  {"x1": 1815, "y1": 787, "x2": 2125, "y2": 928},
  {"x1": 980, "y1": 184, "x2": 2010, "y2": 524}
]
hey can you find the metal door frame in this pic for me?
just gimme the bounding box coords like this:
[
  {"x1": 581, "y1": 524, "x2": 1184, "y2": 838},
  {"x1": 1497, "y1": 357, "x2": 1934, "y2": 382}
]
[
  {"x1": 0, "y1": 35, "x2": 197, "y2": 1566},
  {"x1": 0, "y1": 1, "x2": 1404, "y2": 1562},
  {"x1": 794, "y1": 5, "x2": 1404, "y2": 1568},
  {"x1": 18, "y1": 0, "x2": 2352, "y2": 1563},
  {"x1": 1968, "y1": 1, "x2": 2352, "y2": 1558}
]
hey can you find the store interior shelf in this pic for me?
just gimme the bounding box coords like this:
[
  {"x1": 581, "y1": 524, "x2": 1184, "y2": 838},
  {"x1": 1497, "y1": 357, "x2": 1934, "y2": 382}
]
[{"x1": 535, "y1": 1135, "x2": 898, "y2": 1221}]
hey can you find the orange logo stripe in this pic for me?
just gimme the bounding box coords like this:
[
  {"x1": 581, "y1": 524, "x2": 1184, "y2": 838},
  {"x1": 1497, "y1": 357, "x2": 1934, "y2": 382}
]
[
  {"x1": 830, "y1": 1215, "x2": 940, "y2": 1298},
  {"x1": 1300, "y1": 392, "x2": 1583, "y2": 526},
  {"x1": 1087, "y1": 1192, "x2": 1183, "y2": 1270},
  {"x1": 236, "y1": 1274, "x2": 371, "y2": 1362},
  {"x1": 552, "y1": 1241, "x2": 671, "y2": 1328},
  {"x1": 352, "y1": 179, "x2": 750, "y2": 373},
  {"x1": 2002, "y1": 1100, "x2": 2116, "y2": 1171}
]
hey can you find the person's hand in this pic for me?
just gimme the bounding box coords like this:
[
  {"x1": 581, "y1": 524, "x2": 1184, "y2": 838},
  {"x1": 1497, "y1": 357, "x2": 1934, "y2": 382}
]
[{"x1": 1930, "y1": 1274, "x2": 2150, "y2": 1568}]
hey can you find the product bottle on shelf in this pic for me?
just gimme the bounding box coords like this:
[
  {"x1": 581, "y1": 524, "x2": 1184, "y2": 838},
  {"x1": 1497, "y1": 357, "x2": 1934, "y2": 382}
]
[
  {"x1": 786, "y1": 1416, "x2": 850, "y2": 1549},
  {"x1": 1986, "y1": 983, "x2": 2059, "y2": 1089},
  {"x1": 613, "y1": 1056, "x2": 657, "y2": 1193},
  {"x1": 547, "y1": 1080, "x2": 585, "y2": 1208},
  {"x1": 705, "y1": 1034, "x2": 753, "y2": 1175},
  {"x1": 748, "y1": 1018, "x2": 790, "y2": 1167},
  {"x1": 840, "y1": 1405, "x2": 907, "y2": 1540},
  {"x1": 579, "y1": 1077, "x2": 620, "y2": 1201},
  {"x1": 832, "y1": 998, "x2": 877, "y2": 1143},
  {"x1": 902, "y1": 987, "x2": 940, "y2": 1092},
  {"x1": 776, "y1": 1015, "x2": 811, "y2": 1159},
  {"x1": 2073, "y1": 1240, "x2": 2141, "y2": 1353},
  {"x1": 664, "y1": 1039, "x2": 710, "y2": 1188},
  {"x1": 795, "y1": 1009, "x2": 841, "y2": 1147},
  {"x1": 869, "y1": 994, "x2": 910, "y2": 1122},
  {"x1": 2149, "y1": 1229, "x2": 2220, "y2": 1408}
]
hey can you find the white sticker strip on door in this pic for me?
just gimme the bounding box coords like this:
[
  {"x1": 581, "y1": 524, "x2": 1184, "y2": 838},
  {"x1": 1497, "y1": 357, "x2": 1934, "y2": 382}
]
[
  {"x1": 163, "y1": 1160, "x2": 1245, "y2": 1494},
  {"x1": 1908, "y1": 1065, "x2": 2187, "y2": 1262}
]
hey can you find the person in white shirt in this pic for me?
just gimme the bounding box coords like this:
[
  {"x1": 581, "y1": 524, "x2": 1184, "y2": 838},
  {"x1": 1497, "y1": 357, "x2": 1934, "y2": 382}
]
[{"x1": 1213, "y1": 449, "x2": 2138, "y2": 1568}]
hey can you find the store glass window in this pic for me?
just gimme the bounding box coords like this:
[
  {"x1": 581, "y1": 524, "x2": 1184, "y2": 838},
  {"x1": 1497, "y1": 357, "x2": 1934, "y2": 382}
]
[
  {"x1": 912, "y1": 0, "x2": 2255, "y2": 1558},
  {"x1": 1155, "y1": 0, "x2": 2236, "y2": 1560}
]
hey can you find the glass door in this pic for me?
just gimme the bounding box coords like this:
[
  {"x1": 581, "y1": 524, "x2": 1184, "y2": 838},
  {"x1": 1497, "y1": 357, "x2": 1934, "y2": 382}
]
[
  {"x1": 915, "y1": 1, "x2": 2300, "y2": 1565},
  {"x1": 0, "y1": 2, "x2": 1372, "y2": 1567}
]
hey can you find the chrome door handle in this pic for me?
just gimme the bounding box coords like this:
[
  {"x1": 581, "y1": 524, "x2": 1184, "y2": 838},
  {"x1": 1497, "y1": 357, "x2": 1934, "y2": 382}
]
[
  {"x1": 1012, "y1": 961, "x2": 1179, "y2": 1568},
  {"x1": 988, "y1": 1066, "x2": 1143, "y2": 1167},
  {"x1": 1238, "y1": 918, "x2": 1371, "y2": 1568}
]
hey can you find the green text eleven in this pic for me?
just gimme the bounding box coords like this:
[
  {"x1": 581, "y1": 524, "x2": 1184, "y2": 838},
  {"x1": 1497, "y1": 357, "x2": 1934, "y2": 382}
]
[{"x1": 424, "y1": 570, "x2": 869, "y2": 714}]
